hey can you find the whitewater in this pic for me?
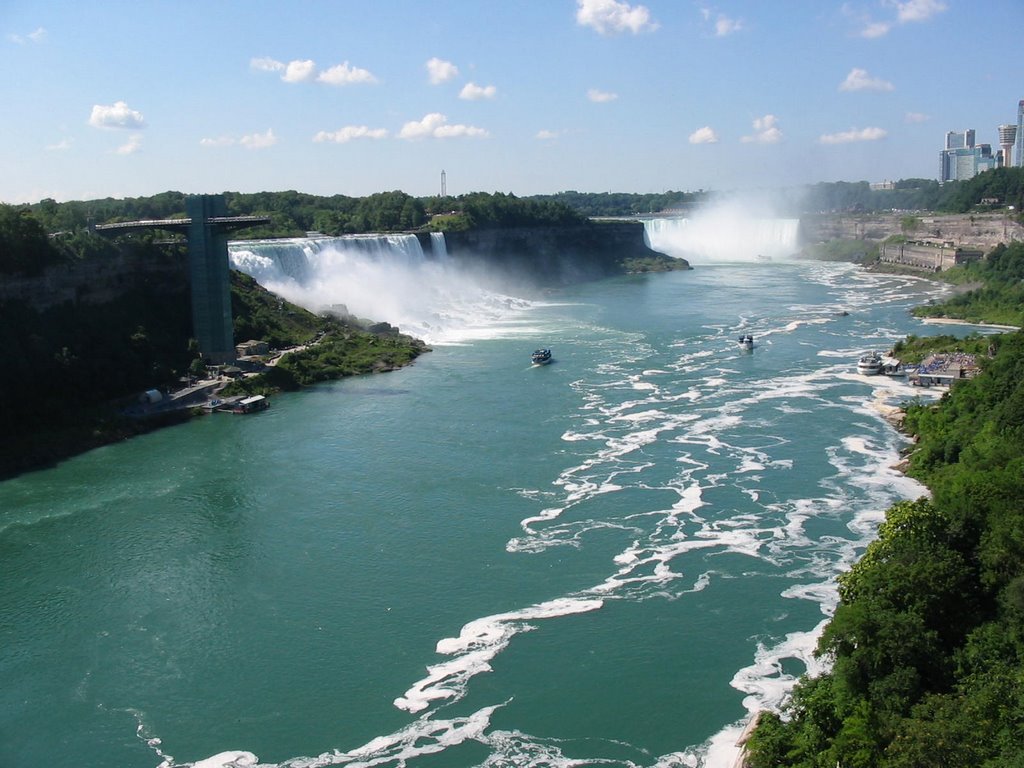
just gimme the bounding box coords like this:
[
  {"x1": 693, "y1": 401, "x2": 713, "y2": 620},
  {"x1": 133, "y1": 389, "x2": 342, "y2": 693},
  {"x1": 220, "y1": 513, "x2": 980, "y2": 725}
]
[{"x1": 2, "y1": 217, "x2": 993, "y2": 768}]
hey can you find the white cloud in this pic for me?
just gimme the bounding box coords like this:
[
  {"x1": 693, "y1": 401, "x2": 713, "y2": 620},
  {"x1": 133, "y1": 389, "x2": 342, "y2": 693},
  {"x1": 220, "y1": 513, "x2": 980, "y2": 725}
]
[
  {"x1": 689, "y1": 126, "x2": 719, "y2": 144},
  {"x1": 459, "y1": 82, "x2": 497, "y2": 100},
  {"x1": 115, "y1": 135, "x2": 143, "y2": 155},
  {"x1": 9, "y1": 27, "x2": 47, "y2": 44},
  {"x1": 818, "y1": 126, "x2": 888, "y2": 144},
  {"x1": 318, "y1": 62, "x2": 377, "y2": 85},
  {"x1": 313, "y1": 126, "x2": 389, "y2": 143},
  {"x1": 399, "y1": 113, "x2": 489, "y2": 140},
  {"x1": 715, "y1": 15, "x2": 742, "y2": 36},
  {"x1": 88, "y1": 101, "x2": 146, "y2": 130},
  {"x1": 587, "y1": 88, "x2": 618, "y2": 103},
  {"x1": 536, "y1": 129, "x2": 562, "y2": 140},
  {"x1": 282, "y1": 59, "x2": 317, "y2": 83},
  {"x1": 46, "y1": 138, "x2": 72, "y2": 151},
  {"x1": 741, "y1": 114, "x2": 782, "y2": 144},
  {"x1": 426, "y1": 57, "x2": 459, "y2": 84},
  {"x1": 240, "y1": 129, "x2": 278, "y2": 149},
  {"x1": 852, "y1": 0, "x2": 946, "y2": 37},
  {"x1": 200, "y1": 136, "x2": 237, "y2": 148},
  {"x1": 859, "y1": 21, "x2": 891, "y2": 38},
  {"x1": 839, "y1": 67, "x2": 894, "y2": 92},
  {"x1": 576, "y1": 0, "x2": 658, "y2": 35},
  {"x1": 893, "y1": 0, "x2": 947, "y2": 23},
  {"x1": 250, "y1": 56, "x2": 285, "y2": 72},
  {"x1": 905, "y1": 111, "x2": 930, "y2": 123}
]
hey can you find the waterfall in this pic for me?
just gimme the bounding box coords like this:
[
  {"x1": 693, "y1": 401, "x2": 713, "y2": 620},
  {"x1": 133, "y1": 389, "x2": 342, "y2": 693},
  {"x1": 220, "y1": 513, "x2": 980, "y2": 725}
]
[
  {"x1": 228, "y1": 233, "x2": 535, "y2": 345},
  {"x1": 643, "y1": 215, "x2": 801, "y2": 263}
]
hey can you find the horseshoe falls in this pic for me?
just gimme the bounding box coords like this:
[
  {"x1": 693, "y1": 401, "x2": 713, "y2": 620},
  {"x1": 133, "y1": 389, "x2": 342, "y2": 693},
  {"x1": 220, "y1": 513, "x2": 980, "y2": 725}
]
[
  {"x1": 643, "y1": 214, "x2": 801, "y2": 263},
  {"x1": 5, "y1": 237, "x2": 986, "y2": 768}
]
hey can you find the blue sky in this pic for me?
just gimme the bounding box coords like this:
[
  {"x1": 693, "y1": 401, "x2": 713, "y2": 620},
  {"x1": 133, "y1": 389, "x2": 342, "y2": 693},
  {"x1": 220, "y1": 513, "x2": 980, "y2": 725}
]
[{"x1": 2, "y1": 0, "x2": 1023, "y2": 204}]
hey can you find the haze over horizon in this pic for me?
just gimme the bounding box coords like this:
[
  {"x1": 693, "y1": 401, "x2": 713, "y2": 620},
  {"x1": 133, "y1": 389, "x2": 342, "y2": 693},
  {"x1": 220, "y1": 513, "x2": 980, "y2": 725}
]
[{"x1": 3, "y1": 0, "x2": 1023, "y2": 205}]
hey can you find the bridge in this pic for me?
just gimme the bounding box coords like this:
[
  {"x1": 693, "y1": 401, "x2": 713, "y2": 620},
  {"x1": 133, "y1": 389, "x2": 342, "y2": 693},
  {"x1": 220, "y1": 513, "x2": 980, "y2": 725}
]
[{"x1": 94, "y1": 195, "x2": 270, "y2": 364}]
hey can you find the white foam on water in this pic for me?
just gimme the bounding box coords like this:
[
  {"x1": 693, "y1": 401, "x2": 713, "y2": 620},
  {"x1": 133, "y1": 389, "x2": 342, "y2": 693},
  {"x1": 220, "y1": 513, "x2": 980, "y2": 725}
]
[{"x1": 394, "y1": 598, "x2": 604, "y2": 714}]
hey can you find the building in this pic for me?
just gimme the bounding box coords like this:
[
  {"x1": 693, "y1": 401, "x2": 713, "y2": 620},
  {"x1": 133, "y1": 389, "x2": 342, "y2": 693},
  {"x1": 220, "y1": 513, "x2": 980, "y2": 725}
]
[
  {"x1": 878, "y1": 241, "x2": 983, "y2": 272},
  {"x1": 998, "y1": 124, "x2": 1017, "y2": 168},
  {"x1": 1016, "y1": 100, "x2": 1024, "y2": 168},
  {"x1": 940, "y1": 131, "x2": 995, "y2": 182},
  {"x1": 945, "y1": 129, "x2": 976, "y2": 150}
]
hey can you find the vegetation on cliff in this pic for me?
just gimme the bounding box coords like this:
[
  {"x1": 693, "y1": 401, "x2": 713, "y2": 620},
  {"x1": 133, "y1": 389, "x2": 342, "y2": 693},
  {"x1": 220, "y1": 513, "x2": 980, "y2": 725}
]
[
  {"x1": 745, "y1": 248, "x2": 1024, "y2": 767},
  {"x1": 911, "y1": 241, "x2": 1024, "y2": 328}
]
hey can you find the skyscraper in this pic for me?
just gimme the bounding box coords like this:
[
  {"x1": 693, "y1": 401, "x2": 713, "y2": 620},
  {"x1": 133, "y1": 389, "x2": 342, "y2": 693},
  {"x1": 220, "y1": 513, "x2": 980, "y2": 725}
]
[
  {"x1": 1016, "y1": 101, "x2": 1024, "y2": 167},
  {"x1": 999, "y1": 125, "x2": 1017, "y2": 168}
]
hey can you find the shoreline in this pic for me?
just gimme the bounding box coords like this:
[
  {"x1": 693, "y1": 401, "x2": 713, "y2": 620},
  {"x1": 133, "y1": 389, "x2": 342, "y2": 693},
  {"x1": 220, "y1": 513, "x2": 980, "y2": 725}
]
[{"x1": 920, "y1": 317, "x2": 1021, "y2": 331}]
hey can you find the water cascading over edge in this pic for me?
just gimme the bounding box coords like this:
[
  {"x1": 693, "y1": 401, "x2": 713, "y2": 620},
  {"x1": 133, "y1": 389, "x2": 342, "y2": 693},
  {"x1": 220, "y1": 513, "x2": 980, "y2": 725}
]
[
  {"x1": 643, "y1": 216, "x2": 801, "y2": 263},
  {"x1": 227, "y1": 233, "x2": 534, "y2": 345}
]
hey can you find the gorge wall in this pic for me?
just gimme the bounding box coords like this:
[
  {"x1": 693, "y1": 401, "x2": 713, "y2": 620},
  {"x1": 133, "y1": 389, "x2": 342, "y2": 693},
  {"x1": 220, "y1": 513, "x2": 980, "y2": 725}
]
[
  {"x1": 802, "y1": 211, "x2": 1024, "y2": 250},
  {"x1": 438, "y1": 220, "x2": 682, "y2": 286}
]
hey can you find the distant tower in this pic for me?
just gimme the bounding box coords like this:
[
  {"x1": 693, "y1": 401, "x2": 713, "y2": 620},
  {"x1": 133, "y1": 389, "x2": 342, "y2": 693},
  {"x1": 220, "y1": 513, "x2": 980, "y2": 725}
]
[
  {"x1": 999, "y1": 124, "x2": 1017, "y2": 168},
  {"x1": 440, "y1": 169, "x2": 447, "y2": 197}
]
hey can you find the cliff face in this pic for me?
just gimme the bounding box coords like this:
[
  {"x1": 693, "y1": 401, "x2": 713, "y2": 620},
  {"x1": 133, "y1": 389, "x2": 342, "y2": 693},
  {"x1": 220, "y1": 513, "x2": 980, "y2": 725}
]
[
  {"x1": 440, "y1": 220, "x2": 682, "y2": 286},
  {"x1": 802, "y1": 211, "x2": 1024, "y2": 250},
  {"x1": 0, "y1": 249, "x2": 188, "y2": 312}
]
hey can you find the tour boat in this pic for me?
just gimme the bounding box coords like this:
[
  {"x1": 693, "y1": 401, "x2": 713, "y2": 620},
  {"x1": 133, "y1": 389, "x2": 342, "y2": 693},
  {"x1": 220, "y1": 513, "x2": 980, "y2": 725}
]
[
  {"x1": 531, "y1": 348, "x2": 552, "y2": 366},
  {"x1": 856, "y1": 352, "x2": 883, "y2": 376},
  {"x1": 738, "y1": 334, "x2": 754, "y2": 351}
]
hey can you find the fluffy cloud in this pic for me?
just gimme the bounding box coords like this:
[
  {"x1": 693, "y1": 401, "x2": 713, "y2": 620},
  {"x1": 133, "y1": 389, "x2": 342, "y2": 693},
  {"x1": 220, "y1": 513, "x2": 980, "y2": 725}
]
[
  {"x1": 89, "y1": 101, "x2": 146, "y2": 130},
  {"x1": 459, "y1": 82, "x2": 497, "y2": 100},
  {"x1": 905, "y1": 111, "x2": 930, "y2": 123},
  {"x1": 46, "y1": 138, "x2": 72, "y2": 151},
  {"x1": 576, "y1": 0, "x2": 658, "y2": 35},
  {"x1": 283, "y1": 59, "x2": 317, "y2": 83},
  {"x1": 399, "y1": 113, "x2": 489, "y2": 140},
  {"x1": 240, "y1": 129, "x2": 278, "y2": 149},
  {"x1": 313, "y1": 126, "x2": 389, "y2": 143},
  {"x1": 426, "y1": 57, "x2": 459, "y2": 84},
  {"x1": 252, "y1": 56, "x2": 377, "y2": 85},
  {"x1": 536, "y1": 129, "x2": 562, "y2": 140},
  {"x1": 818, "y1": 127, "x2": 888, "y2": 144},
  {"x1": 115, "y1": 135, "x2": 143, "y2": 155},
  {"x1": 689, "y1": 126, "x2": 719, "y2": 144},
  {"x1": 839, "y1": 68, "x2": 894, "y2": 92},
  {"x1": 895, "y1": 0, "x2": 947, "y2": 23},
  {"x1": 318, "y1": 62, "x2": 377, "y2": 85},
  {"x1": 587, "y1": 88, "x2": 618, "y2": 103},
  {"x1": 741, "y1": 114, "x2": 782, "y2": 144}
]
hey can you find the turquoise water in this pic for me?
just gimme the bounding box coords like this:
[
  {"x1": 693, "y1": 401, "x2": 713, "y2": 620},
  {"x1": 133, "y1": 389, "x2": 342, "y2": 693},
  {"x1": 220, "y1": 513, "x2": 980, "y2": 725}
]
[{"x1": 1, "y1": 253, "x2": 976, "y2": 768}]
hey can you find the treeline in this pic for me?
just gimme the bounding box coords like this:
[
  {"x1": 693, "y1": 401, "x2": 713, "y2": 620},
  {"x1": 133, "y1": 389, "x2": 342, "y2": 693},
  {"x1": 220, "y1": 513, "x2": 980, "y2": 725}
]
[
  {"x1": 745, "y1": 248, "x2": 1024, "y2": 767},
  {"x1": 18, "y1": 190, "x2": 585, "y2": 241},
  {"x1": 801, "y1": 168, "x2": 1024, "y2": 215}
]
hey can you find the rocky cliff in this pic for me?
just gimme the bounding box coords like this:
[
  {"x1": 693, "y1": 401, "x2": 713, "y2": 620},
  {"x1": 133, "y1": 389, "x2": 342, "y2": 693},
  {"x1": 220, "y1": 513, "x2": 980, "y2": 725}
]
[
  {"x1": 438, "y1": 220, "x2": 685, "y2": 286},
  {"x1": 802, "y1": 211, "x2": 1024, "y2": 250}
]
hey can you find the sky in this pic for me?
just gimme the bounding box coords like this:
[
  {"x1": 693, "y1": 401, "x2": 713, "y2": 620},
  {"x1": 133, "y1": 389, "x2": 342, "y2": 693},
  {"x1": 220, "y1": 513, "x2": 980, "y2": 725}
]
[{"x1": 2, "y1": 0, "x2": 1024, "y2": 204}]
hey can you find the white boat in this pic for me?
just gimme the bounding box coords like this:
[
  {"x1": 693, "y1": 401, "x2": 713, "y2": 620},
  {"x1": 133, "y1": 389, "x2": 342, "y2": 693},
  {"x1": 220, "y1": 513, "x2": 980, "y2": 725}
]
[
  {"x1": 531, "y1": 348, "x2": 552, "y2": 366},
  {"x1": 857, "y1": 351, "x2": 883, "y2": 376},
  {"x1": 738, "y1": 334, "x2": 754, "y2": 351}
]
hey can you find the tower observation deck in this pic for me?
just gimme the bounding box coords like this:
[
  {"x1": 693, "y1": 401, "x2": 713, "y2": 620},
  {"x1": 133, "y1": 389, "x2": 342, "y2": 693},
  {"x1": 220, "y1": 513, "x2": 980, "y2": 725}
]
[{"x1": 93, "y1": 195, "x2": 270, "y2": 364}]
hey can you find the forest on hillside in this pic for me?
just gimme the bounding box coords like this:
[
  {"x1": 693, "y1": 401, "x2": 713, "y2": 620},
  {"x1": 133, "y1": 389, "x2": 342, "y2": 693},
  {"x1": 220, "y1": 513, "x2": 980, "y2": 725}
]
[{"x1": 745, "y1": 243, "x2": 1024, "y2": 768}]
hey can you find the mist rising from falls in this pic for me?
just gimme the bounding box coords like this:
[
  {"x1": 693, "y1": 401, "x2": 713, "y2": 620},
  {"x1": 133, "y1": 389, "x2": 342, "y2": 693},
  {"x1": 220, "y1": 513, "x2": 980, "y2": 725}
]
[
  {"x1": 643, "y1": 206, "x2": 801, "y2": 263},
  {"x1": 228, "y1": 234, "x2": 534, "y2": 345}
]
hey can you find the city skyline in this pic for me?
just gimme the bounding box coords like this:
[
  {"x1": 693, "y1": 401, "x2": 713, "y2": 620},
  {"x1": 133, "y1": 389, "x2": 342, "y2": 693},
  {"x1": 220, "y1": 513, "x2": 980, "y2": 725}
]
[{"x1": 3, "y1": 0, "x2": 1024, "y2": 204}]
